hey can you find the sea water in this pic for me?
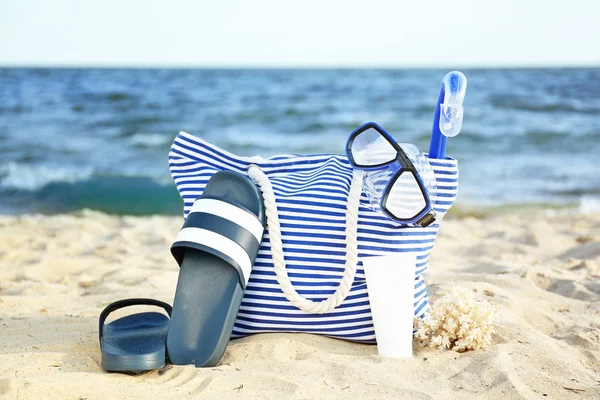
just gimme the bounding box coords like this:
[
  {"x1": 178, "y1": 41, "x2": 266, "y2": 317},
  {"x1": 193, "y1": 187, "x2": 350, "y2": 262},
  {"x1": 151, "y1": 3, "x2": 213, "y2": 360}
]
[{"x1": 0, "y1": 68, "x2": 598, "y2": 215}]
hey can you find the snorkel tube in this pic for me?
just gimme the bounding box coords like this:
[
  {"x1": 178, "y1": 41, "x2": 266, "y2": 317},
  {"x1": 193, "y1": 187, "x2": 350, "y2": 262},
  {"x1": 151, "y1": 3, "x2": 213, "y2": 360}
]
[{"x1": 428, "y1": 71, "x2": 467, "y2": 159}]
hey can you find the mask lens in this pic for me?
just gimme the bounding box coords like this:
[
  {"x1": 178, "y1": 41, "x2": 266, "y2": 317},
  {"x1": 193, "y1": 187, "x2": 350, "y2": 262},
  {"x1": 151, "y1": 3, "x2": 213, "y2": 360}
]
[
  {"x1": 350, "y1": 128, "x2": 396, "y2": 167},
  {"x1": 363, "y1": 166, "x2": 394, "y2": 213},
  {"x1": 385, "y1": 171, "x2": 427, "y2": 219}
]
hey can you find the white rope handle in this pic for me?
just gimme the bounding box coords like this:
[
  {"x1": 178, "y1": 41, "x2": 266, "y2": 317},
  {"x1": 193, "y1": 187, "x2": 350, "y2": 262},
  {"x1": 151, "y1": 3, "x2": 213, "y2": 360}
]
[{"x1": 248, "y1": 164, "x2": 363, "y2": 314}]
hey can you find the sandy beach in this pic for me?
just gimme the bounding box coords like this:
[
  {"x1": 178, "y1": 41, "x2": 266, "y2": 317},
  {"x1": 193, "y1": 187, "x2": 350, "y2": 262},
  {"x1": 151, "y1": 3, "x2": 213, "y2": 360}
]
[{"x1": 1, "y1": 209, "x2": 599, "y2": 399}]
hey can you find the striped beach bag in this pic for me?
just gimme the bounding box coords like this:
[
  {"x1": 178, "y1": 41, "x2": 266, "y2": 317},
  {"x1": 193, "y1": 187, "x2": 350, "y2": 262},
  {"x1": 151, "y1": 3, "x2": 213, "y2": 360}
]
[{"x1": 169, "y1": 132, "x2": 459, "y2": 343}]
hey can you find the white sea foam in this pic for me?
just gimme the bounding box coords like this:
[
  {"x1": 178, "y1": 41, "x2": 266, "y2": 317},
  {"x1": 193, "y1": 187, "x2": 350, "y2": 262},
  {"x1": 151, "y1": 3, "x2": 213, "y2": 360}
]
[
  {"x1": 129, "y1": 133, "x2": 171, "y2": 148},
  {"x1": 579, "y1": 196, "x2": 600, "y2": 214},
  {"x1": 218, "y1": 129, "x2": 340, "y2": 154},
  {"x1": 0, "y1": 162, "x2": 94, "y2": 191}
]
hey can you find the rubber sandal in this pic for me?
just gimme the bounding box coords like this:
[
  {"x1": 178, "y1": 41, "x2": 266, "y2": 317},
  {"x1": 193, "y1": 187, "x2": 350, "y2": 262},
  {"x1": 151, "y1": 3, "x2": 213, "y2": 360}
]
[
  {"x1": 167, "y1": 170, "x2": 265, "y2": 367},
  {"x1": 99, "y1": 298, "x2": 172, "y2": 372}
]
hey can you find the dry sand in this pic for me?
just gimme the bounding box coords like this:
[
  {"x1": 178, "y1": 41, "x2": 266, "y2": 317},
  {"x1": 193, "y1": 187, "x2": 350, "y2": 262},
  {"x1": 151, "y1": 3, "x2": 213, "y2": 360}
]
[{"x1": 1, "y1": 209, "x2": 599, "y2": 399}]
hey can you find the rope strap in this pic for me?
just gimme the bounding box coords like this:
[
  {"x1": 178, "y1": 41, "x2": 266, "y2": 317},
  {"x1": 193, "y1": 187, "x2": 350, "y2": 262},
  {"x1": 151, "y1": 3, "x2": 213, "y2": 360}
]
[{"x1": 248, "y1": 164, "x2": 363, "y2": 314}]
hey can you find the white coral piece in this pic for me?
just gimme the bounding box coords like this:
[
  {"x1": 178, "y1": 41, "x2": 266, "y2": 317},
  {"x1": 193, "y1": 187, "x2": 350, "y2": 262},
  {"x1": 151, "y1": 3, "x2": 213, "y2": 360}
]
[{"x1": 415, "y1": 287, "x2": 496, "y2": 352}]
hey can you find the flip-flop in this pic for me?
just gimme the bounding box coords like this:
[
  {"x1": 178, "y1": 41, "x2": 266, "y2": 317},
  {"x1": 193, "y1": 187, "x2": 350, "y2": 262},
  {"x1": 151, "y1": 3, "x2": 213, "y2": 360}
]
[
  {"x1": 167, "y1": 170, "x2": 265, "y2": 367},
  {"x1": 99, "y1": 298, "x2": 172, "y2": 372}
]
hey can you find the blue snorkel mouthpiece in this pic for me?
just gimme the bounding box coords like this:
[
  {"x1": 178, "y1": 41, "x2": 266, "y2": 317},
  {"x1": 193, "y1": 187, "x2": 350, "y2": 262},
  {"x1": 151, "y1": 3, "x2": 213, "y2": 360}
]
[{"x1": 439, "y1": 71, "x2": 467, "y2": 138}]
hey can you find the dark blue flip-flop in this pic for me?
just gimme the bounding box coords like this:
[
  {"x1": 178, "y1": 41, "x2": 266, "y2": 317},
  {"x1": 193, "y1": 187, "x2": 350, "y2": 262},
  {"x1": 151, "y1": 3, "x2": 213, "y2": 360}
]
[
  {"x1": 99, "y1": 298, "x2": 172, "y2": 372},
  {"x1": 167, "y1": 170, "x2": 265, "y2": 367}
]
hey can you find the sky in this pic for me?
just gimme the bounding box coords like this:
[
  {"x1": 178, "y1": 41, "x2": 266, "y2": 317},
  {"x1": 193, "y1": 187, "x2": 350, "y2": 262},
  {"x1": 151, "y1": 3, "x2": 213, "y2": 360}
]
[{"x1": 0, "y1": 0, "x2": 598, "y2": 68}]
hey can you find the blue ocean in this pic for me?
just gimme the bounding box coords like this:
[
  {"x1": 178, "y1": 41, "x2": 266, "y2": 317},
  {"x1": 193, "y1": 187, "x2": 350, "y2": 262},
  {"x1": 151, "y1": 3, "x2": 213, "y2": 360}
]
[{"x1": 0, "y1": 68, "x2": 598, "y2": 215}]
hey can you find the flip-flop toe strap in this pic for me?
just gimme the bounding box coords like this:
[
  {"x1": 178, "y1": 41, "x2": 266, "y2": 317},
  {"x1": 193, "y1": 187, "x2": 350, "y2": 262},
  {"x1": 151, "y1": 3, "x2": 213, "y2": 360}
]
[
  {"x1": 99, "y1": 298, "x2": 172, "y2": 342},
  {"x1": 171, "y1": 196, "x2": 264, "y2": 288}
]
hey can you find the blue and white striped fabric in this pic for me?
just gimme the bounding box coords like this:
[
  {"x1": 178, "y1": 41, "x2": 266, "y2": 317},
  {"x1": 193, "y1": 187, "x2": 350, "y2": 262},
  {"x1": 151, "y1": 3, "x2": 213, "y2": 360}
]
[{"x1": 169, "y1": 132, "x2": 459, "y2": 343}]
